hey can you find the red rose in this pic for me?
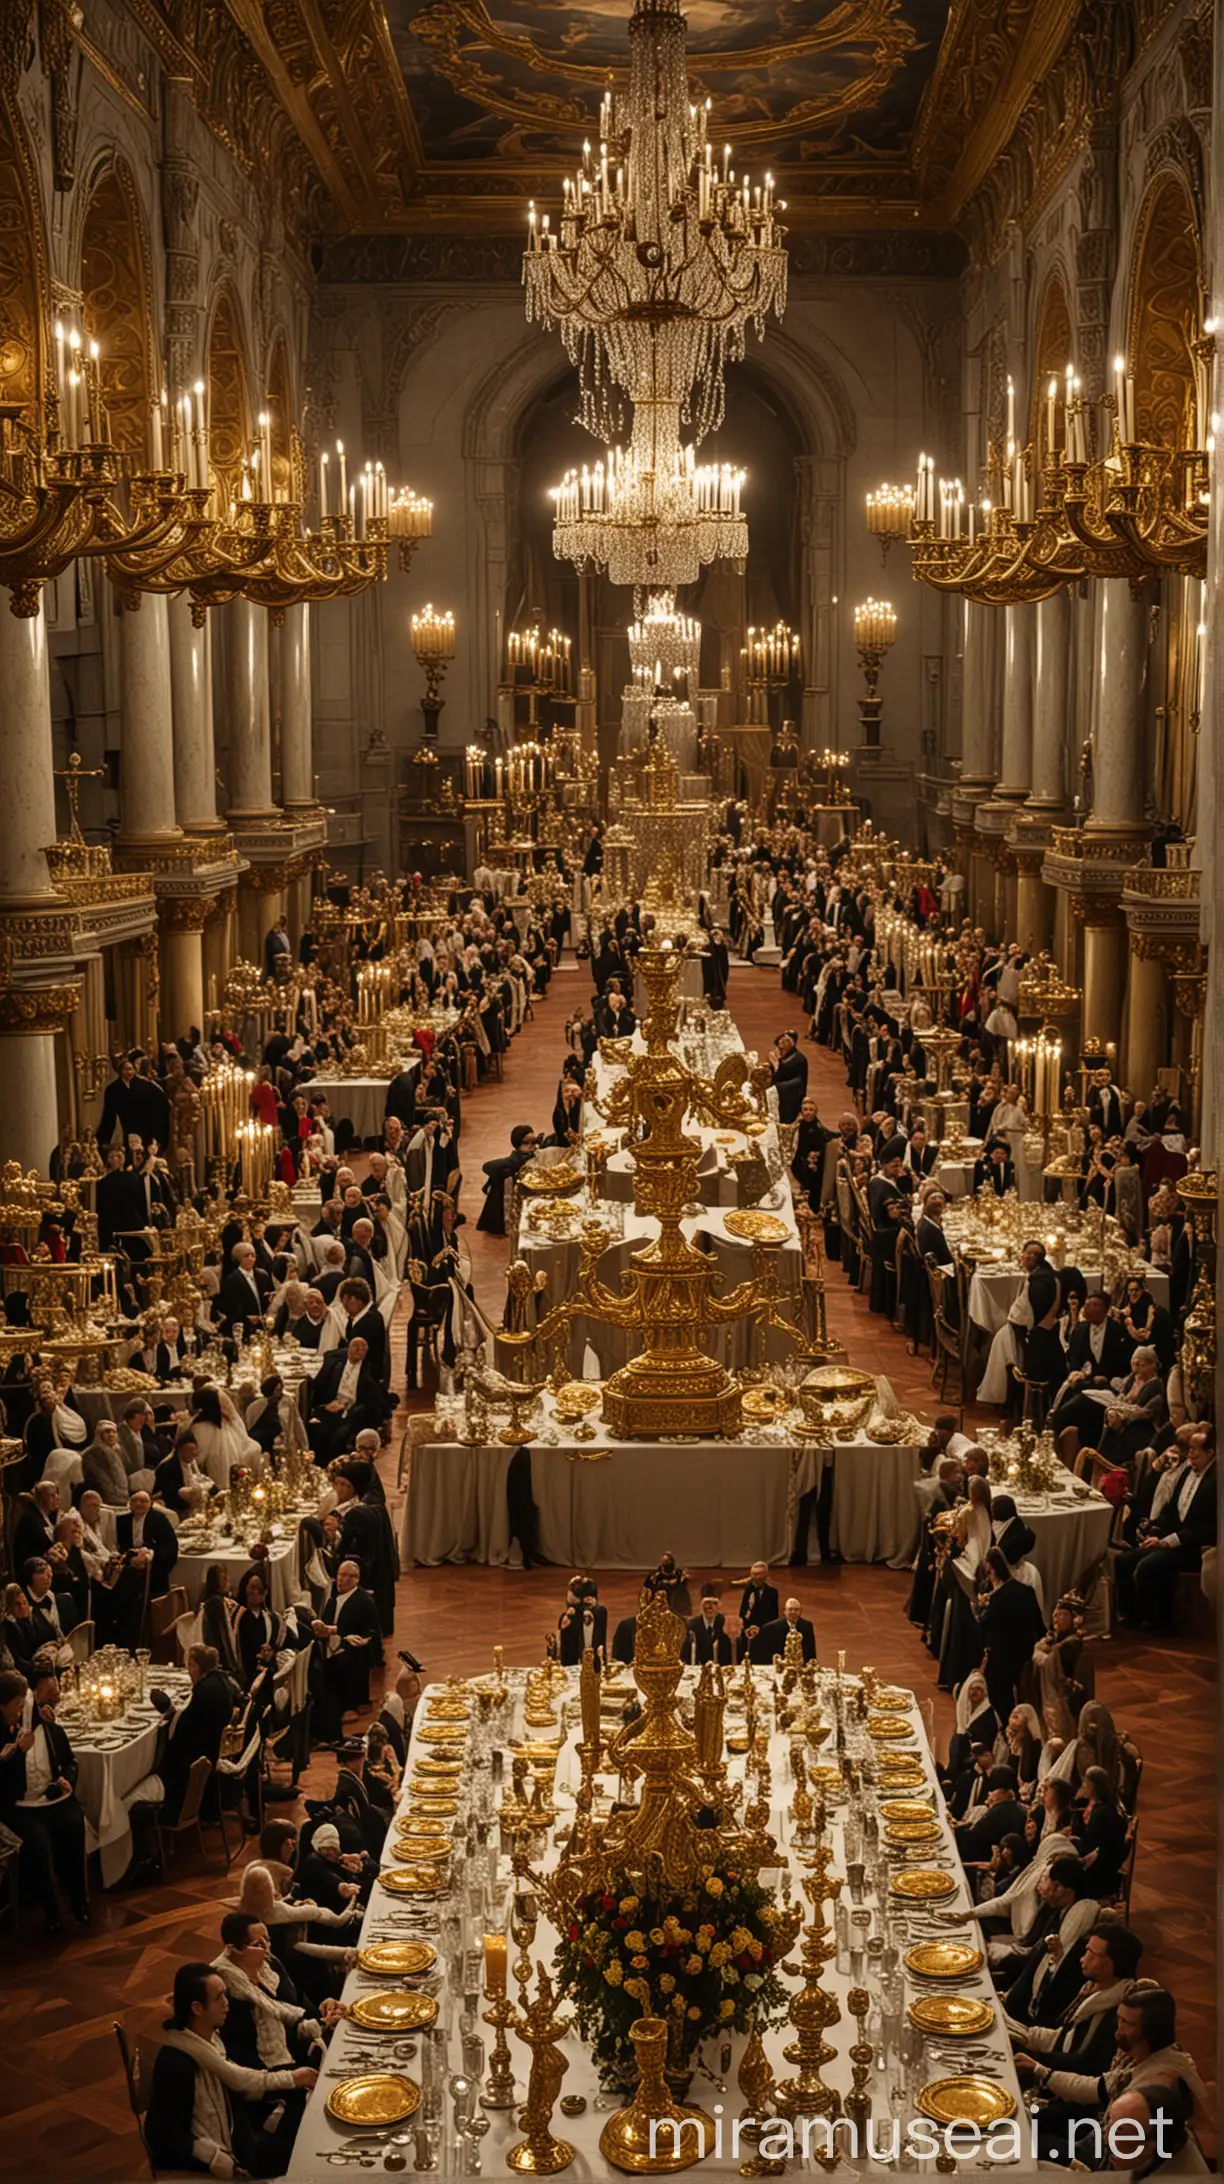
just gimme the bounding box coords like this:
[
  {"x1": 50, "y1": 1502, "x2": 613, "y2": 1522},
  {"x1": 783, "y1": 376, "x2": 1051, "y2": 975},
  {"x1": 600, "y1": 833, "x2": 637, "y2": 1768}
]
[
  {"x1": 601, "y1": 1894, "x2": 617, "y2": 1912},
  {"x1": 737, "y1": 1952, "x2": 753, "y2": 1971},
  {"x1": 567, "y1": 1925, "x2": 580, "y2": 1941}
]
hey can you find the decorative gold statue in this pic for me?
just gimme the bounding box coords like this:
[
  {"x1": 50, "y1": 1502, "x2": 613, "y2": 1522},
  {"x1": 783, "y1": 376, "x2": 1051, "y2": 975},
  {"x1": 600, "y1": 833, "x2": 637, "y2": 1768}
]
[{"x1": 507, "y1": 1966, "x2": 575, "y2": 2175}]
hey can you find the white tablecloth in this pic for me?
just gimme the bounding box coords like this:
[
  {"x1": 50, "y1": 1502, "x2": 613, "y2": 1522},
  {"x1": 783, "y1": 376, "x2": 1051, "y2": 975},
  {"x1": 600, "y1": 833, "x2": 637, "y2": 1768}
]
[
  {"x1": 967, "y1": 1261, "x2": 1169, "y2": 1335},
  {"x1": 289, "y1": 1666, "x2": 1022, "y2": 2180},
  {"x1": 1012, "y1": 1488, "x2": 1113, "y2": 1605},
  {"x1": 402, "y1": 1411, "x2": 925, "y2": 1571},
  {"x1": 60, "y1": 1668, "x2": 192, "y2": 1887},
  {"x1": 171, "y1": 1532, "x2": 298, "y2": 1612},
  {"x1": 308, "y1": 1077, "x2": 398, "y2": 1141}
]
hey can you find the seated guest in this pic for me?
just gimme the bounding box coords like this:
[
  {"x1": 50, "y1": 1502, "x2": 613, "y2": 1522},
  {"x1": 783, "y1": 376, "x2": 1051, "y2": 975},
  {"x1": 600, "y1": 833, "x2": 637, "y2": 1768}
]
[
  {"x1": 1055, "y1": 1345, "x2": 1167, "y2": 1471},
  {"x1": 118, "y1": 1397, "x2": 164, "y2": 1483},
  {"x1": 735, "y1": 1560, "x2": 780, "y2": 1661},
  {"x1": 685, "y1": 1589, "x2": 734, "y2": 1666},
  {"x1": 2, "y1": 1581, "x2": 39, "y2": 1672},
  {"x1": 307, "y1": 1338, "x2": 388, "y2": 1467},
  {"x1": 23, "y1": 1556, "x2": 76, "y2": 1660},
  {"x1": 1073, "y1": 1765, "x2": 1131, "y2": 1897},
  {"x1": 155, "y1": 1429, "x2": 214, "y2": 1516},
  {"x1": 361, "y1": 1722, "x2": 401, "y2": 1814},
  {"x1": 998, "y1": 1855, "x2": 1101, "y2": 2027},
  {"x1": 331, "y1": 1466, "x2": 396, "y2": 1635},
  {"x1": 1002, "y1": 1702, "x2": 1045, "y2": 1801},
  {"x1": 1100, "y1": 2082, "x2": 1204, "y2": 2180},
  {"x1": 1031, "y1": 1591, "x2": 1090, "y2": 1742},
  {"x1": 1052, "y1": 1292, "x2": 1130, "y2": 1401},
  {"x1": 217, "y1": 1241, "x2": 274, "y2": 1335},
  {"x1": 475, "y1": 1123, "x2": 538, "y2": 1235},
  {"x1": 331, "y1": 1278, "x2": 387, "y2": 1381},
  {"x1": 945, "y1": 1671, "x2": 999, "y2": 1794},
  {"x1": 126, "y1": 1643, "x2": 238, "y2": 1827},
  {"x1": 111, "y1": 1489, "x2": 178, "y2": 1647},
  {"x1": 236, "y1": 1860, "x2": 360, "y2": 2006},
  {"x1": 200, "y1": 1565, "x2": 242, "y2": 1680},
  {"x1": 557, "y1": 1576, "x2": 607, "y2": 1665},
  {"x1": 309, "y1": 1560, "x2": 380, "y2": 1743},
  {"x1": 13, "y1": 1479, "x2": 61, "y2": 1570},
  {"x1": 212, "y1": 1911, "x2": 330, "y2": 2085},
  {"x1": 1009, "y1": 1923, "x2": 1147, "y2": 2160},
  {"x1": 749, "y1": 1594, "x2": 816, "y2": 1664},
  {"x1": 1114, "y1": 1429, "x2": 1215, "y2": 1630},
  {"x1": 955, "y1": 1764, "x2": 1028, "y2": 1868},
  {"x1": 974, "y1": 1138, "x2": 1015, "y2": 1196},
  {"x1": 234, "y1": 1568, "x2": 287, "y2": 1689},
  {"x1": 144, "y1": 1961, "x2": 316, "y2": 2178},
  {"x1": 611, "y1": 1611, "x2": 638, "y2": 1663},
  {"x1": 296, "y1": 1821, "x2": 366, "y2": 1914},
  {"x1": 0, "y1": 1665, "x2": 88, "y2": 1933},
  {"x1": 82, "y1": 1417, "x2": 132, "y2": 1508},
  {"x1": 50, "y1": 1511, "x2": 93, "y2": 1625}
]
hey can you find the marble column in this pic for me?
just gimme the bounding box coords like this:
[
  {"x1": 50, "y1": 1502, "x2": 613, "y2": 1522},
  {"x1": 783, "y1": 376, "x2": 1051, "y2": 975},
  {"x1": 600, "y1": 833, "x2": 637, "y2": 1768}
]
[
  {"x1": 1124, "y1": 943, "x2": 1168, "y2": 1102},
  {"x1": 226, "y1": 597, "x2": 275, "y2": 818},
  {"x1": 996, "y1": 604, "x2": 1035, "y2": 801},
  {"x1": 169, "y1": 594, "x2": 220, "y2": 832},
  {"x1": 1014, "y1": 857, "x2": 1048, "y2": 955},
  {"x1": 1087, "y1": 580, "x2": 1148, "y2": 834},
  {"x1": 1082, "y1": 915, "x2": 1129, "y2": 1049},
  {"x1": 161, "y1": 903, "x2": 208, "y2": 1037},
  {"x1": 0, "y1": 1024, "x2": 60, "y2": 1170},
  {"x1": 118, "y1": 596, "x2": 181, "y2": 840},
  {"x1": 960, "y1": 601, "x2": 995, "y2": 787},
  {"x1": 1030, "y1": 589, "x2": 1070, "y2": 809},
  {"x1": 279, "y1": 603, "x2": 314, "y2": 809},
  {"x1": 0, "y1": 600, "x2": 59, "y2": 902}
]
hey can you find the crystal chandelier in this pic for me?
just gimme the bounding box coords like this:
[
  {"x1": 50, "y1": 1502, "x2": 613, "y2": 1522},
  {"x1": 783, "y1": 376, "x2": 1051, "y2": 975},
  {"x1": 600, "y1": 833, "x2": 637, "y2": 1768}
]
[
  {"x1": 522, "y1": 0, "x2": 787, "y2": 443},
  {"x1": 627, "y1": 591, "x2": 701, "y2": 691},
  {"x1": 550, "y1": 397, "x2": 746, "y2": 590}
]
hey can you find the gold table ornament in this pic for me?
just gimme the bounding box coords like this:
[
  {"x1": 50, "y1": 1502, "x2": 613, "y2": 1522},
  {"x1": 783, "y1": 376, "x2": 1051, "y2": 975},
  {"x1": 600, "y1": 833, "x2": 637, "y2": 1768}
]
[
  {"x1": 907, "y1": 1994, "x2": 995, "y2": 2039},
  {"x1": 774, "y1": 1846, "x2": 842, "y2": 2120},
  {"x1": 356, "y1": 1940, "x2": 438, "y2": 1978},
  {"x1": 916, "y1": 2077, "x2": 1016, "y2": 2128},
  {"x1": 348, "y1": 1990, "x2": 439, "y2": 2033},
  {"x1": 723, "y1": 1209, "x2": 791, "y2": 1244},
  {"x1": 599, "y1": 2015, "x2": 715, "y2": 2174},
  {"x1": 325, "y1": 2074, "x2": 422, "y2": 2129},
  {"x1": 506, "y1": 1967, "x2": 575, "y2": 2176}
]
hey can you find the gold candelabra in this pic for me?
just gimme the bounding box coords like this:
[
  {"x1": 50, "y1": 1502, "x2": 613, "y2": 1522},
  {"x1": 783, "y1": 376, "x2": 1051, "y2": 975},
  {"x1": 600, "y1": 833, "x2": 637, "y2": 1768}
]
[
  {"x1": 774, "y1": 1846, "x2": 842, "y2": 2121},
  {"x1": 507, "y1": 1967, "x2": 575, "y2": 2176},
  {"x1": 411, "y1": 604, "x2": 456, "y2": 754},
  {"x1": 536, "y1": 938, "x2": 793, "y2": 1437},
  {"x1": 852, "y1": 598, "x2": 895, "y2": 746}
]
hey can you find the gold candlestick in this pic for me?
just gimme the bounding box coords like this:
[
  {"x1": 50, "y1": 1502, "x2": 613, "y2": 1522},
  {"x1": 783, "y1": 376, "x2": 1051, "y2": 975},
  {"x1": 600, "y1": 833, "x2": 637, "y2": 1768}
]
[
  {"x1": 506, "y1": 1966, "x2": 575, "y2": 2175},
  {"x1": 774, "y1": 1849, "x2": 842, "y2": 2121},
  {"x1": 736, "y1": 2016, "x2": 785, "y2": 2178},
  {"x1": 843, "y1": 1987, "x2": 873, "y2": 2134},
  {"x1": 482, "y1": 1987, "x2": 518, "y2": 2110},
  {"x1": 599, "y1": 2016, "x2": 715, "y2": 2175}
]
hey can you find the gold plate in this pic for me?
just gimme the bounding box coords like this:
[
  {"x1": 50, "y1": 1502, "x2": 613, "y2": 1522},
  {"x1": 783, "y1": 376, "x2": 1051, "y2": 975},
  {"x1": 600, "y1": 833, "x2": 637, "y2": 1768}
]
[
  {"x1": 408, "y1": 1797, "x2": 458, "y2": 1817},
  {"x1": 723, "y1": 1209, "x2": 790, "y2": 1244},
  {"x1": 325, "y1": 2074, "x2": 421, "y2": 2129},
  {"x1": 350, "y1": 1990, "x2": 440, "y2": 2032},
  {"x1": 396, "y1": 1816, "x2": 451, "y2": 1837},
  {"x1": 415, "y1": 1724, "x2": 469, "y2": 1744},
  {"x1": 379, "y1": 1867, "x2": 441, "y2": 1895},
  {"x1": 867, "y1": 1716, "x2": 915, "y2": 1740},
  {"x1": 890, "y1": 1868, "x2": 958, "y2": 1901},
  {"x1": 885, "y1": 1819, "x2": 942, "y2": 1846},
  {"x1": 414, "y1": 1758, "x2": 462, "y2": 1777},
  {"x1": 908, "y1": 1995, "x2": 995, "y2": 2038},
  {"x1": 876, "y1": 1762, "x2": 925, "y2": 1784},
  {"x1": 881, "y1": 1798, "x2": 936, "y2": 1823},
  {"x1": 871, "y1": 1688, "x2": 911, "y2": 1710},
  {"x1": 424, "y1": 1704, "x2": 471, "y2": 1722},
  {"x1": 916, "y1": 2078, "x2": 1015, "y2": 2128},
  {"x1": 390, "y1": 1841, "x2": 450, "y2": 1865},
  {"x1": 357, "y1": 1941, "x2": 438, "y2": 1977},
  {"x1": 904, "y1": 1941, "x2": 984, "y2": 1982}
]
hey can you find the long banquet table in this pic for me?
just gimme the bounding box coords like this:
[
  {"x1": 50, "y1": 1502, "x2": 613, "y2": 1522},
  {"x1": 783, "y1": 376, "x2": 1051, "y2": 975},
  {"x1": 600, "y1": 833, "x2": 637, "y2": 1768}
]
[
  {"x1": 288, "y1": 1665, "x2": 1024, "y2": 2179},
  {"x1": 400, "y1": 1395, "x2": 928, "y2": 1571}
]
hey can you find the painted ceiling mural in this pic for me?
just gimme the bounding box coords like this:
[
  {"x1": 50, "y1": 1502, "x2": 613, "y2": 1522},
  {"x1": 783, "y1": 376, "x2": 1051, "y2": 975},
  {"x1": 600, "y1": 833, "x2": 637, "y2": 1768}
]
[{"x1": 384, "y1": 0, "x2": 948, "y2": 195}]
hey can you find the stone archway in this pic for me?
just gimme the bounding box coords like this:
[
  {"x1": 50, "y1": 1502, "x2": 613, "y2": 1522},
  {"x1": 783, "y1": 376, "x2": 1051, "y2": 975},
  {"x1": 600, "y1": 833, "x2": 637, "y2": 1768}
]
[
  {"x1": 206, "y1": 284, "x2": 253, "y2": 498},
  {"x1": 461, "y1": 321, "x2": 854, "y2": 745}
]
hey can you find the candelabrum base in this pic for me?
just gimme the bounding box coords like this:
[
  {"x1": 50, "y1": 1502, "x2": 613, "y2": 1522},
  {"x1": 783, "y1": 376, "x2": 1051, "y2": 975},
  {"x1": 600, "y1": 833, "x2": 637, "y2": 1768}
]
[
  {"x1": 599, "y1": 1359, "x2": 742, "y2": 1441},
  {"x1": 505, "y1": 2136, "x2": 575, "y2": 2175}
]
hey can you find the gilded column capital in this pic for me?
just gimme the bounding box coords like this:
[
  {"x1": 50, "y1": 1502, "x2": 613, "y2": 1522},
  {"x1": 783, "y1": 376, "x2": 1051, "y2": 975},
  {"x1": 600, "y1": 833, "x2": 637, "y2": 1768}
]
[
  {"x1": 0, "y1": 979, "x2": 81, "y2": 1035},
  {"x1": 160, "y1": 895, "x2": 213, "y2": 934}
]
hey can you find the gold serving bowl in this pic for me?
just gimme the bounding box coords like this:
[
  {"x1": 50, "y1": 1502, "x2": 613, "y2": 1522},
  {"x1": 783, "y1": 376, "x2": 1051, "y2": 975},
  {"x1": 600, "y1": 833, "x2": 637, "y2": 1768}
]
[
  {"x1": 908, "y1": 1994, "x2": 995, "y2": 2039},
  {"x1": 723, "y1": 1209, "x2": 791, "y2": 1245},
  {"x1": 349, "y1": 1990, "x2": 439, "y2": 2033},
  {"x1": 519, "y1": 1163, "x2": 582, "y2": 1197},
  {"x1": 356, "y1": 1941, "x2": 438, "y2": 1978},
  {"x1": 325, "y1": 2074, "x2": 421, "y2": 2129},
  {"x1": 916, "y1": 2077, "x2": 1015, "y2": 2128},
  {"x1": 890, "y1": 1868, "x2": 958, "y2": 1901},
  {"x1": 905, "y1": 1940, "x2": 984, "y2": 1982}
]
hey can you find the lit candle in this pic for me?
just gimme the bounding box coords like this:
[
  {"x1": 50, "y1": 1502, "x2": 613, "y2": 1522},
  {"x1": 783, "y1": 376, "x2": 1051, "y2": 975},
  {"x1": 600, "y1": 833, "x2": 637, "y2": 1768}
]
[{"x1": 337, "y1": 439, "x2": 348, "y2": 509}]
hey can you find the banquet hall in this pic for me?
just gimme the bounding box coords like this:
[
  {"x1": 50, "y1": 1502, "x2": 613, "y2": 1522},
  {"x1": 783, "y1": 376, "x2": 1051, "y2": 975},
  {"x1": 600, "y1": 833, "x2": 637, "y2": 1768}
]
[{"x1": 0, "y1": 0, "x2": 1219, "y2": 2175}]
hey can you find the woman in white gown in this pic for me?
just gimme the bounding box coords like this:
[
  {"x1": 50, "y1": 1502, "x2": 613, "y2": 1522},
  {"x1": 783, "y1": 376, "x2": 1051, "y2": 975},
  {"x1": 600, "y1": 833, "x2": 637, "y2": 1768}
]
[{"x1": 191, "y1": 1384, "x2": 266, "y2": 1491}]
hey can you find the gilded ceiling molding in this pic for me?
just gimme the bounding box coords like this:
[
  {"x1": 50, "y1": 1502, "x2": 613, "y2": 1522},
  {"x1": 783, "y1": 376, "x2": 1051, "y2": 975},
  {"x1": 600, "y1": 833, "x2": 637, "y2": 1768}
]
[{"x1": 913, "y1": 0, "x2": 1081, "y2": 224}]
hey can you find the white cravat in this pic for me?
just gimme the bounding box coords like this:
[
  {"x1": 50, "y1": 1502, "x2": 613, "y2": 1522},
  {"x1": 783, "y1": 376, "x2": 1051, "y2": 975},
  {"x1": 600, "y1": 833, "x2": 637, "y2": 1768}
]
[
  {"x1": 130, "y1": 1513, "x2": 145, "y2": 1548},
  {"x1": 18, "y1": 1697, "x2": 53, "y2": 1804},
  {"x1": 1089, "y1": 1322, "x2": 1105, "y2": 1362},
  {"x1": 337, "y1": 1358, "x2": 362, "y2": 1410}
]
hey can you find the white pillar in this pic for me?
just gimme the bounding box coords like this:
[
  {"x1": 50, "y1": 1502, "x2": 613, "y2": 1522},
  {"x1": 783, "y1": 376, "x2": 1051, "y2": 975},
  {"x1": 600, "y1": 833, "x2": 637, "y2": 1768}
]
[
  {"x1": 996, "y1": 603, "x2": 1035, "y2": 801},
  {"x1": 0, "y1": 1030, "x2": 60, "y2": 1169},
  {"x1": 960, "y1": 601, "x2": 995, "y2": 787},
  {"x1": 0, "y1": 599, "x2": 59, "y2": 902},
  {"x1": 162, "y1": 919, "x2": 207, "y2": 1036},
  {"x1": 119, "y1": 596, "x2": 181, "y2": 840},
  {"x1": 279, "y1": 603, "x2": 314, "y2": 808},
  {"x1": 1030, "y1": 588, "x2": 1069, "y2": 809},
  {"x1": 1088, "y1": 580, "x2": 1148, "y2": 833},
  {"x1": 226, "y1": 597, "x2": 274, "y2": 818},
  {"x1": 169, "y1": 594, "x2": 220, "y2": 831}
]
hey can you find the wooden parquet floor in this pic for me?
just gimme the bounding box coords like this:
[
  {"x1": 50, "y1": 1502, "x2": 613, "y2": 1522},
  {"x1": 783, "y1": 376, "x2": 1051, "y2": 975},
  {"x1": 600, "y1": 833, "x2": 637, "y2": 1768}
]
[{"x1": 1, "y1": 963, "x2": 1216, "y2": 2178}]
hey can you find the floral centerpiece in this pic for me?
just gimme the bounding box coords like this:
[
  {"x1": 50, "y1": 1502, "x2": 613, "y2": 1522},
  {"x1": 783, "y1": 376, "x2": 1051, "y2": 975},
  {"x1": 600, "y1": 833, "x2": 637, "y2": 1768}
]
[
  {"x1": 530, "y1": 1587, "x2": 801, "y2": 2092},
  {"x1": 555, "y1": 1867, "x2": 791, "y2": 2085}
]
